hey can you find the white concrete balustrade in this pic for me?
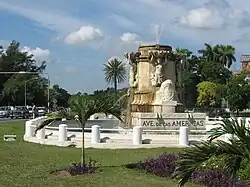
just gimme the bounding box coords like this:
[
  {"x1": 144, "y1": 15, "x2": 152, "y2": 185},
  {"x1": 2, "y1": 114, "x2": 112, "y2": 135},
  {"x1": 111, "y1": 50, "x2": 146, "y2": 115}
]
[
  {"x1": 23, "y1": 116, "x2": 250, "y2": 149},
  {"x1": 133, "y1": 126, "x2": 142, "y2": 145},
  {"x1": 25, "y1": 121, "x2": 35, "y2": 138},
  {"x1": 91, "y1": 125, "x2": 100, "y2": 143},
  {"x1": 58, "y1": 124, "x2": 67, "y2": 141},
  {"x1": 179, "y1": 126, "x2": 189, "y2": 146}
]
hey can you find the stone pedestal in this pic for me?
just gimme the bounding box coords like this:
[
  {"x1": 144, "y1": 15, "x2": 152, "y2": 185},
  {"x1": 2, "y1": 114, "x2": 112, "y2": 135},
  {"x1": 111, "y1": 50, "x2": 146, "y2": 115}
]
[
  {"x1": 131, "y1": 112, "x2": 206, "y2": 130},
  {"x1": 161, "y1": 101, "x2": 178, "y2": 113}
]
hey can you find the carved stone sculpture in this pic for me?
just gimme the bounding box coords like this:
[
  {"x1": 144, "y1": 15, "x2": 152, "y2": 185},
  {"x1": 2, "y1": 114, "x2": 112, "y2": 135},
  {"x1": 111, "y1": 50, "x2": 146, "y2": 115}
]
[
  {"x1": 150, "y1": 64, "x2": 163, "y2": 86},
  {"x1": 148, "y1": 50, "x2": 169, "y2": 86},
  {"x1": 124, "y1": 52, "x2": 140, "y2": 88},
  {"x1": 160, "y1": 79, "x2": 174, "y2": 102}
]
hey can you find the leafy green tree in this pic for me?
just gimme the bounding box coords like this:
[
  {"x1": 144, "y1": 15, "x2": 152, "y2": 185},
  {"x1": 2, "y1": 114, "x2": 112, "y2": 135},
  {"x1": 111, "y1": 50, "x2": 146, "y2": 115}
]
[
  {"x1": 103, "y1": 58, "x2": 127, "y2": 91},
  {"x1": 50, "y1": 84, "x2": 71, "y2": 108},
  {"x1": 226, "y1": 71, "x2": 250, "y2": 115},
  {"x1": 0, "y1": 40, "x2": 48, "y2": 106},
  {"x1": 175, "y1": 50, "x2": 201, "y2": 108},
  {"x1": 197, "y1": 81, "x2": 218, "y2": 108},
  {"x1": 198, "y1": 60, "x2": 232, "y2": 84},
  {"x1": 174, "y1": 118, "x2": 250, "y2": 186},
  {"x1": 36, "y1": 94, "x2": 123, "y2": 165}
]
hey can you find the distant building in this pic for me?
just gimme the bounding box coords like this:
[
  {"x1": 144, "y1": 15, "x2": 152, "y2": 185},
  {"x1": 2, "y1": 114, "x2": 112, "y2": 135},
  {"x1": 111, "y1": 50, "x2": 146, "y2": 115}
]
[{"x1": 240, "y1": 54, "x2": 250, "y2": 83}]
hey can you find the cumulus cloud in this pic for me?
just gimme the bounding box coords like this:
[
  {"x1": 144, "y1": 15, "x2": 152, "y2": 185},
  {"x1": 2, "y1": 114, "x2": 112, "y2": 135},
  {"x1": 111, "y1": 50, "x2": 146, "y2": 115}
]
[
  {"x1": 179, "y1": 7, "x2": 225, "y2": 29},
  {"x1": 21, "y1": 46, "x2": 50, "y2": 62},
  {"x1": 64, "y1": 26, "x2": 103, "y2": 45},
  {"x1": 120, "y1": 32, "x2": 141, "y2": 44},
  {"x1": 177, "y1": 0, "x2": 250, "y2": 29}
]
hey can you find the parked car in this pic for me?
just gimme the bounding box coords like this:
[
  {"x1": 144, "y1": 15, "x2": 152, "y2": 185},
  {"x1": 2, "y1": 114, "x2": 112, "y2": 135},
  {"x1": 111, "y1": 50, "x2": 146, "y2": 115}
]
[
  {"x1": 37, "y1": 107, "x2": 46, "y2": 116},
  {"x1": 10, "y1": 106, "x2": 29, "y2": 119},
  {"x1": 27, "y1": 106, "x2": 39, "y2": 118},
  {"x1": 0, "y1": 106, "x2": 11, "y2": 118}
]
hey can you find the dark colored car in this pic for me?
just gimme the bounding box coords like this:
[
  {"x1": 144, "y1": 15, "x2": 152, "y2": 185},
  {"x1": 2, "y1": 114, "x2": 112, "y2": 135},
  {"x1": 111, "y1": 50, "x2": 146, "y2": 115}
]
[
  {"x1": 0, "y1": 106, "x2": 11, "y2": 118},
  {"x1": 10, "y1": 106, "x2": 29, "y2": 119}
]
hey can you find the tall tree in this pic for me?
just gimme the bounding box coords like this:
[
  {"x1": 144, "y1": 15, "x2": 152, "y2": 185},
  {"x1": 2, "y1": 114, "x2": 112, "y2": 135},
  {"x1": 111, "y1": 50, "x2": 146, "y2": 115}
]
[
  {"x1": 198, "y1": 43, "x2": 236, "y2": 68},
  {"x1": 103, "y1": 58, "x2": 127, "y2": 91},
  {"x1": 175, "y1": 49, "x2": 200, "y2": 108},
  {"x1": 197, "y1": 81, "x2": 218, "y2": 108},
  {"x1": 0, "y1": 40, "x2": 48, "y2": 106},
  {"x1": 50, "y1": 84, "x2": 71, "y2": 108},
  {"x1": 198, "y1": 43, "x2": 217, "y2": 62},
  {"x1": 226, "y1": 71, "x2": 250, "y2": 115},
  {"x1": 216, "y1": 44, "x2": 236, "y2": 68}
]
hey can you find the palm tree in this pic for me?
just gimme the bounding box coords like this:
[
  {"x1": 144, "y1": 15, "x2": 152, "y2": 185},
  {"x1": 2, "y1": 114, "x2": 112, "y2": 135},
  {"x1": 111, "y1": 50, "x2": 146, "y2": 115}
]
[
  {"x1": 198, "y1": 43, "x2": 236, "y2": 68},
  {"x1": 216, "y1": 45, "x2": 236, "y2": 68},
  {"x1": 174, "y1": 118, "x2": 250, "y2": 186},
  {"x1": 35, "y1": 94, "x2": 123, "y2": 165},
  {"x1": 103, "y1": 58, "x2": 127, "y2": 91},
  {"x1": 198, "y1": 43, "x2": 217, "y2": 62},
  {"x1": 175, "y1": 48, "x2": 192, "y2": 103}
]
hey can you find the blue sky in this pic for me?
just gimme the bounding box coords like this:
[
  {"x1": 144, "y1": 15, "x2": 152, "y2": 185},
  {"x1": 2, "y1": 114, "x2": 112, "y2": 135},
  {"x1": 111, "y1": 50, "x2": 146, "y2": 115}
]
[{"x1": 0, "y1": 0, "x2": 249, "y2": 93}]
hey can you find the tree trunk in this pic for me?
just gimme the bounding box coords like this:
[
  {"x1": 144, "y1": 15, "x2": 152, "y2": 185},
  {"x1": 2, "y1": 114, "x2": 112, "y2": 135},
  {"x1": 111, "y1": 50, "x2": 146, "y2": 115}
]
[
  {"x1": 81, "y1": 123, "x2": 86, "y2": 165},
  {"x1": 114, "y1": 75, "x2": 117, "y2": 91}
]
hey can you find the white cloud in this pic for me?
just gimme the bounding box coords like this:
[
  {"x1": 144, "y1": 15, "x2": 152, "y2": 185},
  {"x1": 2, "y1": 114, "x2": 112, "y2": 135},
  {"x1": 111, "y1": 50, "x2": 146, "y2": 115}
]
[
  {"x1": 0, "y1": 1, "x2": 84, "y2": 34},
  {"x1": 63, "y1": 66, "x2": 77, "y2": 73},
  {"x1": 21, "y1": 46, "x2": 50, "y2": 62},
  {"x1": 120, "y1": 32, "x2": 141, "y2": 44},
  {"x1": 177, "y1": 0, "x2": 250, "y2": 29},
  {"x1": 179, "y1": 7, "x2": 225, "y2": 29},
  {"x1": 64, "y1": 26, "x2": 102, "y2": 45},
  {"x1": 2, "y1": 0, "x2": 250, "y2": 74}
]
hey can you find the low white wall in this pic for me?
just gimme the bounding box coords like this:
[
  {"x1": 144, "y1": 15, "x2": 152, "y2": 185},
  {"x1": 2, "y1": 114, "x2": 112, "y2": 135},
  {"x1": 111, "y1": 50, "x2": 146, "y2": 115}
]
[{"x1": 23, "y1": 116, "x2": 250, "y2": 149}]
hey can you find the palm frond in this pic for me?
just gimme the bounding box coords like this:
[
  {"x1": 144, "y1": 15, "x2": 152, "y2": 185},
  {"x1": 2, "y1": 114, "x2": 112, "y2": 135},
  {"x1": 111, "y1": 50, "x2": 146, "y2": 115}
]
[
  {"x1": 175, "y1": 138, "x2": 246, "y2": 186},
  {"x1": 35, "y1": 110, "x2": 76, "y2": 133},
  {"x1": 208, "y1": 118, "x2": 250, "y2": 146},
  {"x1": 35, "y1": 117, "x2": 62, "y2": 134},
  {"x1": 174, "y1": 141, "x2": 218, "y2": 186}
]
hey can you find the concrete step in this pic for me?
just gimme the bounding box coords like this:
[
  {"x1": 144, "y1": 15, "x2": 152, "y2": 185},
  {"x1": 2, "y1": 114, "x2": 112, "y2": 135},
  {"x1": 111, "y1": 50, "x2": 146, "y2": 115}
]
[{"x1": 45, "y1": 135, "x2": 178, "y2": 145}]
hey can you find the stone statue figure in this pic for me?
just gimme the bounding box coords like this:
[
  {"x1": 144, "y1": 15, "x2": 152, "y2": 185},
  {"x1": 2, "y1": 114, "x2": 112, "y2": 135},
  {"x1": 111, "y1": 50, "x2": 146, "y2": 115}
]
[
  {"x1": 160, "y1": 79, "x2": 174, "y2": 102},
  {"x1": 148, "y1": 50, "x2": 169, "y2": 86},
  {"x1": 150, "y1": 64, "x2": 163, "y2": 86},
  {"x1": 124, "y1": 52, "x2": 140, "y2": 87}
]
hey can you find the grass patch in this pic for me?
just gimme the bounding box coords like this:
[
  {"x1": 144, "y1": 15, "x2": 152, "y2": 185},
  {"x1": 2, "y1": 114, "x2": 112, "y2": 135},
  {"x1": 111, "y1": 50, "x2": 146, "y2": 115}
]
[{"x1": 0, "y1": 121, "x2": 201, "y2": 187}]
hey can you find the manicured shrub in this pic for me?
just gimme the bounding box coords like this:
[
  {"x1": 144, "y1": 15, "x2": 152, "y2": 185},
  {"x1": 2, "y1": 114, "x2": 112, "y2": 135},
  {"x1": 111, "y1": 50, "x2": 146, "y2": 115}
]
[
  {"x1": 126, "y1": 153, "x2": 249, "y2": 187},
  {"x1": 67, "y1": 159, "x2": 100, "y2": 176},
  {"x1": 238, "y1": 159, "x2": 250, "y2": 181},
  {"x1": 191, "y1": 170, "x2": 249, "y2": 187},
  {"x1": 51, "y1": 158, "x2": 100, "y2": 176},
  {"x1": 126, "y1": 153, "x2": 179, "y2": 178}
]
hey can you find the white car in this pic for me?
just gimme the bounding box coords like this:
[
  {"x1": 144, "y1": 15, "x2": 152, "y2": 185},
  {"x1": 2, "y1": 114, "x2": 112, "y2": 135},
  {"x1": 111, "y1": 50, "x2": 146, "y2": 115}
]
[{"x1": 37, "y1": 107, "x2": 46, "y2": 116}]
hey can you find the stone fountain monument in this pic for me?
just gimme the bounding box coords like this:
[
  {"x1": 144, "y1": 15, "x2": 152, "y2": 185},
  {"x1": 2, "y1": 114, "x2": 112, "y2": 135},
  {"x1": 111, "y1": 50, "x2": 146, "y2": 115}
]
[{"x1": 125, "y1": 44, "x2": 206, "y2": 130}]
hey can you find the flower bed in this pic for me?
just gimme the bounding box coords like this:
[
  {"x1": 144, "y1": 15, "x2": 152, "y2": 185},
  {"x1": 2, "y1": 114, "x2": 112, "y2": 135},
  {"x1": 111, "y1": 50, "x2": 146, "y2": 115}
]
[{"x1": 126, "y1": 153, "x2": 249, "y2": 187}]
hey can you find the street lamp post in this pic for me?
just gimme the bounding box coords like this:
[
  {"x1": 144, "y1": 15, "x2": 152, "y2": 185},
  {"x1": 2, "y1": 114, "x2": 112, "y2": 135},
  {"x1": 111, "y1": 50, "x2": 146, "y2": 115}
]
[{"x1": 0, "y1": 71, "x2": 50, "y2": 112}]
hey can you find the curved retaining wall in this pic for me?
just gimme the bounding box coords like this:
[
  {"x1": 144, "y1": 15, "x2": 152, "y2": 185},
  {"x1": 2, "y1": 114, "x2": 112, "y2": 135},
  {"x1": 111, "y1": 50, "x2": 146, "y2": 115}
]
[{"x1": 23, "y1": 117, "x2": 250, "y2": 149}]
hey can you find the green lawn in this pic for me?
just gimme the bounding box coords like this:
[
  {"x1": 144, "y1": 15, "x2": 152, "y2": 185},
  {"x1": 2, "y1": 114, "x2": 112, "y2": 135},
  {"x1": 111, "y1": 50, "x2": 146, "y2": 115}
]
[{"x1": 0, "y1": 121, "x2": 201, "y2": 187}]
